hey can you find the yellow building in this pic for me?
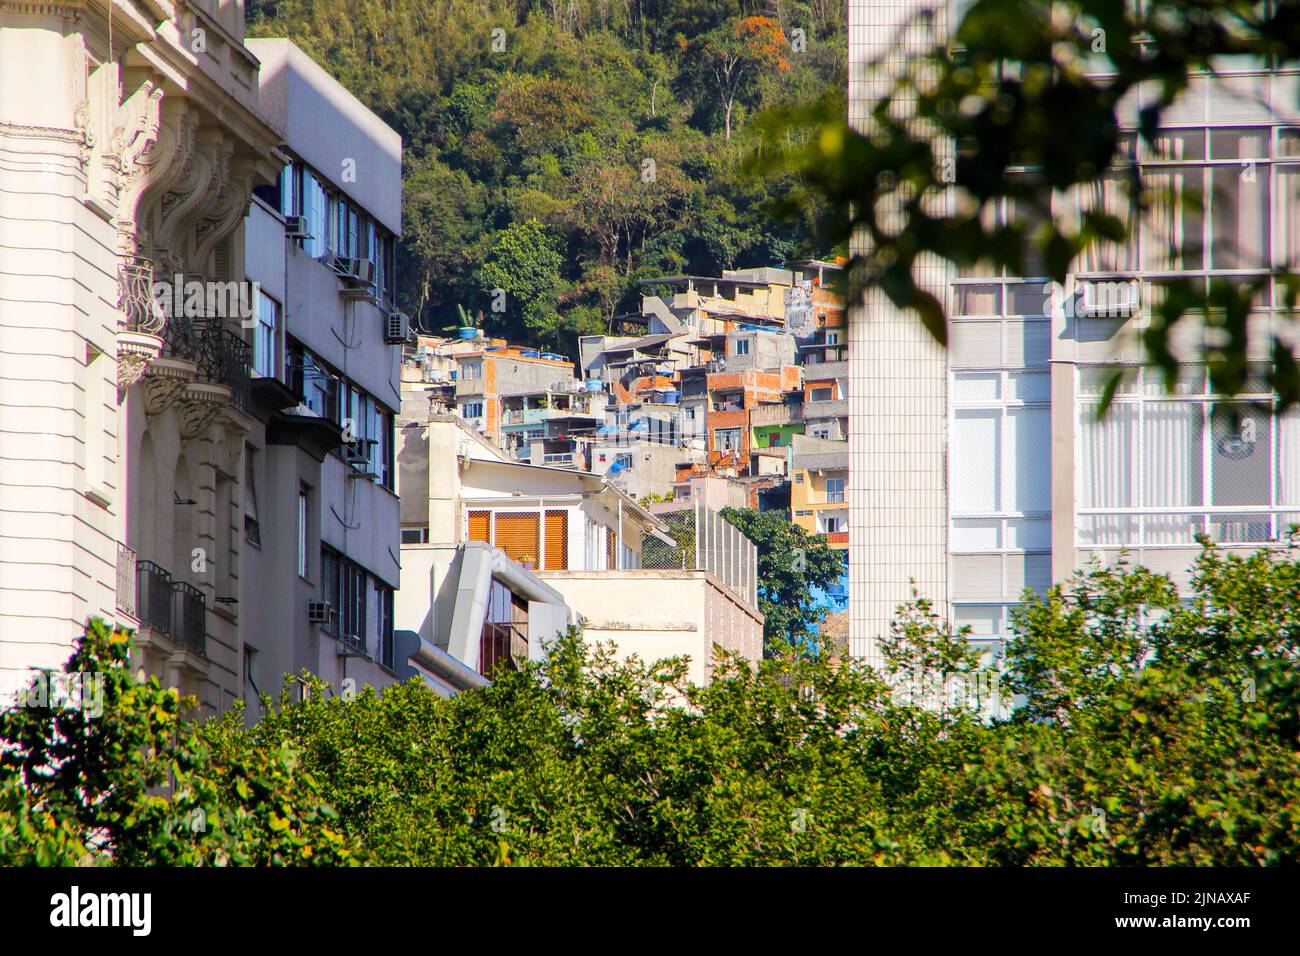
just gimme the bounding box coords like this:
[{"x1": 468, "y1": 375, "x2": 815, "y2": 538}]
[{"x1": 790, "y1": 435, "x2": 848, "y2": 549}]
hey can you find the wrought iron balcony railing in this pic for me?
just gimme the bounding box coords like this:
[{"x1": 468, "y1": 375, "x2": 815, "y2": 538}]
[
  {"x1": 196, "y1": 323, "x2": 251, "y2": 413},
  {"x1": 170, "y1": 581, "x2": 206, "y2": 656},
  {"x1": 117, "y1": 257, "x2": 166, "y2": 335},
  {"x1": 163, "y1": 316, "x2": 251, "y2": 413},
  {"x1": 136, "y1": 560, "x2": 172, "y2": 635},
  {"x1": 116, "y1": 544, "x2": 138, "y2": 619}
]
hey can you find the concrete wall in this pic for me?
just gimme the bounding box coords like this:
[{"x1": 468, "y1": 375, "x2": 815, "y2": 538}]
[
  {"x1": 537, "y1": 570, "x2": 762, "y2": 686},
  {"x1": 247, "y1": 38, "x2": 402, "y2": 234}
]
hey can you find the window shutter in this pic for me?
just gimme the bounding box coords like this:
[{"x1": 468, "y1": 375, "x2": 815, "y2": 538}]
[
  {"x1": 468, "y1": 510, "x2": 490, "y2": 543},
  {"x1": 243, "y1": 455, "x2": 259, "y2": 523},
  {"x1": 544, "y1": 510, "x2": 567, "y2": 570},
  {"x1": 495, "y1": 512, "x2": 540, "y2": 564}
]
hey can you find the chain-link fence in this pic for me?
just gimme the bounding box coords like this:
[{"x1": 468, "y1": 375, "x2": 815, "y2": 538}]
[{"x1": 640, "y1": 503, "x2": 757, "y2": 607}]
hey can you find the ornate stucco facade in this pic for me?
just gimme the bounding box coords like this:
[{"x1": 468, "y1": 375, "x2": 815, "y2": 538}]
[{"x1": 2, "y1": 3, "x2": 407, "y2": 715}]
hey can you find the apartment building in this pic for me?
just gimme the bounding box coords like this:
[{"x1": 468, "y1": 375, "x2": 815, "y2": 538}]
[
  {"x1": 452, "y1": 342, "x2": 574, "y2": 443},
  {"x1": 847, "y1": 1, "x2": 1300, "y2": 663},
  {"x1": 499, "y1": 380, "x2": 608, "y2": 468},
  {"x1": 396, "y1": 410, "x2": 763, "y2": 685},
  {"x1": 679, "y1": 364, "x2": 803, "y2": 473},
  {"x1": 0, "y1": 5, "x2": 406, "y2": 713},
  {"x1": 0, "y1": 1, "x2": 282, "y2": 708},
  {"x1": 238, "y1": 38, "x2": 403, "y2": 703}
]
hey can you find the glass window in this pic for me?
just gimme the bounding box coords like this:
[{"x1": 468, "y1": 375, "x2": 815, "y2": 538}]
[
  {"x1": 253, "y1": 291, "x2": 279, "y2": 379},
  {"x1": 297, "y1": 488, "x2": 309, "y2": 578},
  {"x1": 302, "y1": 168, "x2": 327, "y2": 259}
]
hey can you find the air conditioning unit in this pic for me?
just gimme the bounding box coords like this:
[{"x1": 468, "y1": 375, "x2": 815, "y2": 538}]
[
  {"x1": 351, "y1": 259, "x2": 376, "y2": 286},
  {"x1": 307, "y1": 601, "x2": 332, "y2": 624},
  {"x1": 385, "y1": 310, "x2": 411, "y2": 344},
  {"x1": 284, "y1": 215, "x2": 311, "y2": 239},
  {"x1": 1078, "y1": 279, "x2": 1140, "y2": 318},
  {"x1": 342, "y1": 438, "x2": 374, "y2": 465}
]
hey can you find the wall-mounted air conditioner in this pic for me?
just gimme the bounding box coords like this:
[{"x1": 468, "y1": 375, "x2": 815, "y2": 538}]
[
  {"x1": 285, "y1": 215, "x2": 311, "y2": 239},
  {"x1": 385, "y1": 310, "x2": 411, "y2": 344},
  {"x1": 1078, "y1": 279, "x2": 1140, "y2": 318}
]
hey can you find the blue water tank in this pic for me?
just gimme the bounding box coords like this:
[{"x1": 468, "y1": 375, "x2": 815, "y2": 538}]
[{"x1": 585, "y1": 378, "x2": 603, "y2": 392}]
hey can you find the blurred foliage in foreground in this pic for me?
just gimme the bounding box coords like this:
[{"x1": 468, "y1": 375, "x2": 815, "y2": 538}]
[
  {"x1": 759, "y1": 0, "x2": 1300, "y2": 410},
  {"x1": 3, "y1": 538, "x2": 1299, "y2": 865}
]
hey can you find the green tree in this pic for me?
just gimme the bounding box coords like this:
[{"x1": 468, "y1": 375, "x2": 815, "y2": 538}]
[
  {"x1": 475, "y1": 218, "x2": 565, "y2": 342},
  {"x1": 0, "y1": 619, "x2": 363, "y2": 866},
  {"x1": 720, "y1": 506, "x2": 844, "y2": 654}
]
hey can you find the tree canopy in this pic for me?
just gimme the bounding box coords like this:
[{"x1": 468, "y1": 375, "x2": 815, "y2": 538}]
[
  {"x1": 5, "y1": 539, "x2": 1298, "y2": 865},
  {"x1": 248, "y1": 0, "x2": 847, "y2": 356}
]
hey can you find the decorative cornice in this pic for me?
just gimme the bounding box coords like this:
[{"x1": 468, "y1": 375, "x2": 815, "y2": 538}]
[
  {"x1": 177, "y1": 382, "x2": 232, "y2": 440},
  {"x1": 0, "y1": 122, "x2": 87, "y2": 144},
  {"x1": 116, "y1": 330, "x2": 164, "y2": 392},
  {"x1": 142, "y1": 355, "x2": 195, "y2": 415}
]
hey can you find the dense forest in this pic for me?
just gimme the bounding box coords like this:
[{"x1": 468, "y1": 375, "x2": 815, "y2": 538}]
[{"x1": 247, "y1": 1, "x2": 846, "y2": 354}]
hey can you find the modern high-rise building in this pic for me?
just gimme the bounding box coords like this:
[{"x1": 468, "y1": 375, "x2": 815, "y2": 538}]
[{"x1": 847, "y1": 2, "x2": 1300, "y2": 663}]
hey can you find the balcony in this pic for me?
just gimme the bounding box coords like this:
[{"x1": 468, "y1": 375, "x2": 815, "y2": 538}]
[
  {"x1": 163, "y1": 316, "x2": 252, "y2": 414},
  {"x1": 116, "y1": 544, "x2": 138, "y2": 620},
  {"x1": 170, "y1": 582, "x2": 207, "y2": 656},
  {"x1": 117, "y1": 257, "x2": 166, "y2": 335},
  {"x1": 803, "y1": 398, "x2": 848, "y2": 422},
  {"x1": 751, "y1": 402, "x2": 803, "y2": 426},
  {"x1": 136, "y1": 560, "x2": 173, "y2": 635},
  {"x1": 116, "y1": 257, "x2": 167, "y2": 390}
]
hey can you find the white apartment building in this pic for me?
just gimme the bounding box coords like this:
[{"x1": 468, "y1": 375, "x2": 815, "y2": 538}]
[
  {"x1": 1, "y1": 0, "x2": 281, "y2": 707},
  {"x1": 848, "y1": 2, "x2": 1300, "y2": 663},
  {"x1": 0, "y1": 5, "x2": 405, "y2": 714}
]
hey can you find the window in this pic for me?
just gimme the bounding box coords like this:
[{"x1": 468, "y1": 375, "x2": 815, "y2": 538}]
[
  {"x1": 951, "y1": 370, "x2": 1051, "y2": 551},
  {"x1": 1077, "y1": 365, "x2": 1300, "y2": 546},
  {"x1": 825, "y1": 477, "x2": 846, "y2": 503},
  {"x1": 301, "y1": 168, "x2": 327, "y2": 259},
  {"x1": 320, "y1": 548, "x2": 341, "y2": 633},
  {"x1": 810, "y1": 386, "x2": 835, "y2": 402},
  {"x1": 244, "y1": 451, "x2": 261, "y2": 547},
  {"x1": 342, "y1": 561, "x2": 368, "y2": 648},
  {"x1": 811, "y1": 428, "x2": 831, "y2": 440},
  {"x1": 544, "y1": 510, "x2": 568, "y2": 570},
  {"x1": 820, "y1": 514, "x2": 848, "y2": 533},
  {"x1": 400, "y1": 527, "x2": 430, "y2": 544},
  {"x1": 825, "y1": 331, "x2": 840, "y2": 345},
  {"x1": 715, "y1": 427, "x2": 742, "y2": 452},
  {"x1": 253, "y1": 291, "x2": 279, "y2": 379},
  {"x1": 734, "y1": 338, "x2": 751, "y2": 355},
  {"x1": 290, "y1": 341, "x2": 338, "y2": 420},
  {"x1": 461, "y1": 401, "x2": 484, "y2": 421},
  {"x1": 794, "y1": 473, "x2": 805, "y2": 484},
  {"x1": 297, "y1": 487, "x2": 310, "y2": 578},
  {"x1": 377, "y1": 583, "x2": 394, "y2": 669},
  {"x1": 461, "y1": 360, "x2": 482, "y2": 381}
]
